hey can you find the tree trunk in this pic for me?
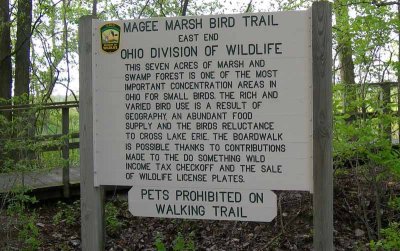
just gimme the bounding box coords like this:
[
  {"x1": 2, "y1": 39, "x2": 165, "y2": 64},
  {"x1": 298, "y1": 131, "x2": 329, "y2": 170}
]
[
  {"x1": 92, "y1": 0, "x2": 97, "y2": 16},
  {"x1": 0, "y1": 0, "x2": 12, "y2": 170},
  {"x1": 14, "y1": 0, "x2": 34, "y2": 165},
  {"x1": 0, "y1": 0, "x2": 12, "y2": 120},
  {"x1": 334, "y1": 0, "x2": 357, "y2": 114},
  {"x1": 14, "y1": 0, "x2": 32, "y2": 102}
]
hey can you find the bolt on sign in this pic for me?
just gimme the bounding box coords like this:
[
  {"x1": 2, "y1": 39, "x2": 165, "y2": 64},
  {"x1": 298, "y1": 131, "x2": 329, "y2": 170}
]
[{"x1": 92, "y1": 10, "x2": 313, "y2": 222}]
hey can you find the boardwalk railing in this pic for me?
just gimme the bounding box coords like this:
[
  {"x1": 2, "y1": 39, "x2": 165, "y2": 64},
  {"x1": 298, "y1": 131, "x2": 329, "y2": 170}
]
[
  {"x1": 336, "y1": 81, "x2": 400, "y2": 144},
  {"x1": 0, "y1": 101, "x2": 79, "y2": 198}
]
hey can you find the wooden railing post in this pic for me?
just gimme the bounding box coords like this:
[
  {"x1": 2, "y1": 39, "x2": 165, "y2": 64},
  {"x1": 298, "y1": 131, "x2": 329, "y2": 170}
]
[
  {"x1": 382, "y1": 84, "x2": 391, "y2": 142},
  {"x1": 62, "y1": 107, "x2": 70, "y2": 198}
]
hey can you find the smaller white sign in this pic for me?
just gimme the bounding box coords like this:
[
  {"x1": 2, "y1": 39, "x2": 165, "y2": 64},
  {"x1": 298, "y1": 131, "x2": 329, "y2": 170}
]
[{"x1": 128, "y1": 187, "x2": 277, "y2": 222}]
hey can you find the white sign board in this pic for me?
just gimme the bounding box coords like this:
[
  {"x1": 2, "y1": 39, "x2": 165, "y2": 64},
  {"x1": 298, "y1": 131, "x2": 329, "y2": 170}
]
[{"x1": 92, "y1": 11, "x2": 312, "y2": 222}]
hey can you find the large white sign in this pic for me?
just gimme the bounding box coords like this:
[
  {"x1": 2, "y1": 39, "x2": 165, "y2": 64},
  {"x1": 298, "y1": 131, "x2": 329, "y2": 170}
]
[{"x1": 92, "y1": 11, "x2": 312, "y2": 222}]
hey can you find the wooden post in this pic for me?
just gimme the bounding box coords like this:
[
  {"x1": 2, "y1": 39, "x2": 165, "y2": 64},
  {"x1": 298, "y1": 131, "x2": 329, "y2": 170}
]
[
  {"x1": 312, "y1": 2, "x2": 333, "y2": 251},
  {"x1": 79, "y1": 15, "x2": 105, "y2": 250},
  {"x1": 382, "y1": 84, "x2": 391, "y2": 142},
  {"x1": 62, "y1": 107, "x2": 70, "y2": 198}
]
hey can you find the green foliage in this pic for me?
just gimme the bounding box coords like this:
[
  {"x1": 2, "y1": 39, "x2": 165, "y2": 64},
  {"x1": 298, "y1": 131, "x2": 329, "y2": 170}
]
[
  {"x1": 154, "y1": 232, "x2": 196, "y2": 251},
  {"x1": 0, "y1": 100, "x2": 80, "y2": 174},
  {"x1": 1, "y1": 111, "x2": 52, "y2": 173},
  {"x1": 18, "y1": 212, "x2": 42, "y2": 251},
  {"x1": 6, "y1": 186, "x2": 38, "y2": 213},
  {"x1": 333, "y1": 84, "x2": 400, "y2": 177},
  {"x1": 333, "y1": 77, "x2": 400, "y2": 247},
  {"x1": 155, "y1": 233, "x2": 167, "y2": 251},
  {"x1": 272, "y1": 0, "x2": 311, "y2": 11},
  {"x1": 53, "y1": 201, "x2": 80, "y2": 226},
  {"x1": 388, "y1": 197, "x2": 400, "y2": 211},
  {"x1": 334, "y1": 168, "x2": 350, "y2": 177},
  {"x1": 5, "y1": 187, "x2": 41, "y2": 250},
  {"x1": 105, "y1": 202, "x2": 124, "y2": 236},
  {"x1": 370, "y1": 223, "x2": 400, "y2": 250},
  {"x1": 173, "y1": 233, "x2": 186, "y2": 251},
  {"x1": 0, "y1": 108, "x2": 40, "y2": 173},
  {"x1": 173, "y1": 232, "x2": 195, "y2": 251}
]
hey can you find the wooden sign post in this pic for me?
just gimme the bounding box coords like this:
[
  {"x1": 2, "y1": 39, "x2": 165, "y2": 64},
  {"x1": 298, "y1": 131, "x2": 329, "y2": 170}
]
[
  {"x1": 79, "y1": 15, "x2": 105, "y2": 251},
  {"x1": 312, "y1": 2, "x2": 333, "y2": 250},
  {"x1": 79, "y1": 2, "x2": 332, "y2": 250}
]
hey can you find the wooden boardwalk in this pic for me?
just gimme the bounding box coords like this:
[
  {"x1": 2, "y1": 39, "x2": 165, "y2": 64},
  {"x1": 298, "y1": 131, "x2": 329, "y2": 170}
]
[
  {"x1": 0, "y1": 167, "x2": 80, "y2": 198},
  {"x1": 0, "y1": 167, "x2": 129, "y2": 199}
]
